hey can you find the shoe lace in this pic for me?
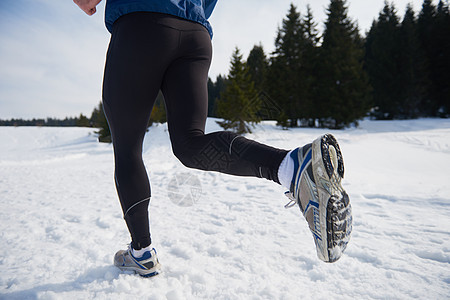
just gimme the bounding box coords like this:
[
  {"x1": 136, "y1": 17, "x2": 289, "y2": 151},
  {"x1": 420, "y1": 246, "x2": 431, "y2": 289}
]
[{"x1": 284, "y1": 191, "x2": 298, "y2": 209}]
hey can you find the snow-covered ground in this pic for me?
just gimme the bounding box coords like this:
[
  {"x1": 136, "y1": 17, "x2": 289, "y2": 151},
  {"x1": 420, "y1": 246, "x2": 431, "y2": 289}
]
[{"x1": 0, "y1": 118, "x2": 449, "y2": 299}]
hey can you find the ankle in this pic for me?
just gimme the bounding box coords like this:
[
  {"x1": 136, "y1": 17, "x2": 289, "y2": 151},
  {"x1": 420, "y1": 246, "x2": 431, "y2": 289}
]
[
  {"x1": 132, "y1": 244, "x2": 153, "y2": 258},
  {"x1": 277, "y1": 149, "x2": 295, "y2": 190}
]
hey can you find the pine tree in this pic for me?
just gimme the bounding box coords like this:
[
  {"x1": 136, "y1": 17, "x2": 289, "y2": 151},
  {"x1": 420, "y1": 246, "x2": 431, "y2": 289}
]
[
  {"x1": 247, "y1": 44, "x2": 283, "y2": 121},
  {"x1": 303, "y1": 5, "x2": 320, "y2": 45},
  {"x1": 207, "y1": 74, "x2": 227, "y2": 117},
  {"x1": 434, "y1": 0, "x2": 450, "y2": 116},
  {"x1": 365, "y1": 1, "x2": 403, "y2": 119},
  {"x1": 247, "y1": 44, "x2": 268, "y2": 93},
  {"x1": 75, "y1": 113, "x2": 90, "y2": 127},
  {"x1": 216, "y1": 48, "x2": 260, "y2": 134},
  {"x1": 267, "y1": 4, "x2": 303, "y2": 127},
  {"x1": 318, "y1": 0, "x2": 371, "y2": 128},
  {"x1": 416, "y1": 0, "x2": 450, "y2": 117},
  {"x1": 418, "y1": 0, "x2": 438, "y2": 115},
  {"x1": 207, "y1": 77, "x2": 216, "y2": 117},
  {"x1": 90, "y1": 103, "x2": 103, "y2": 127},
  {"x1": 90, "y1": 102, "x2": 111, "y2": 143},
  {"x1": 299, "y1": 5, "x2": 321, "y2": 126},
  {"x1": 148, "y1": 91, "x2": 167, "y2": 125},
  {"x1": 398, "y1": 4, "x2": 428, "y2": 118}
]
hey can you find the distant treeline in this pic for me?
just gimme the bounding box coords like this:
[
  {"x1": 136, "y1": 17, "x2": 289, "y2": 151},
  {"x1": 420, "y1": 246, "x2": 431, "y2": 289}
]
[
  {"x1": 0, "y1": 116, "x2": 91, "y2": 127},
  {"x1": 0, "y1": 103, "x2": 105, "y2": 128},
  {"x1": 0, "y1": 103, "x2": 113, "y2": 142}
]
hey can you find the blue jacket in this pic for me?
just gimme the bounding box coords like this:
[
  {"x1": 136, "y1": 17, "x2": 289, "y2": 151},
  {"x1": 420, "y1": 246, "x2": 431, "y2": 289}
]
[{"x1": 105, "y1": 0, "x2": 218, "y2": 38}]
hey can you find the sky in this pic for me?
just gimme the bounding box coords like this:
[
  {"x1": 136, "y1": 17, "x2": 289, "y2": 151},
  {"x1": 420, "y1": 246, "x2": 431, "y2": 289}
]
[{"x1": 0, "y1": 0, "x2": 427, "y2": 119}]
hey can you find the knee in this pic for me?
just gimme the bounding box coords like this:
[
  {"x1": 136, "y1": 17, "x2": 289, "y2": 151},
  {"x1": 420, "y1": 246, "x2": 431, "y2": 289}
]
[
  {"x1": 172, "y1": 141, "x2": 199, "y2": 169},
  {"x1": 171, "y1": 131, "x2": 237, "y2": 171}
]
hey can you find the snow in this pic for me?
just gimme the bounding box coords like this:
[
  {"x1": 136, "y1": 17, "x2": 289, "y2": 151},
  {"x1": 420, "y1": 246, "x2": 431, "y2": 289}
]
[{"x1": 1, "y1": 118, "x2": 449, "y2": 299}]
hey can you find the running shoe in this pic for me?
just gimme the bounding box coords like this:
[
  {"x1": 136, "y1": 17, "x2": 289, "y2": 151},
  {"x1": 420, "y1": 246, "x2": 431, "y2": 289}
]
[
  {"x1": 285, "y1": 134, "x2": 352, "y2": 262},
  {"x1": 114, "y1": 245, "x2": 161, "y2": 277}
]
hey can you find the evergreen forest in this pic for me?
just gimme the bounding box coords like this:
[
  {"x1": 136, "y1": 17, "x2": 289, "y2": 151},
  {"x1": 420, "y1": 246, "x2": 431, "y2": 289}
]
[{"x1": 210, "y1": 0, "x2": 450, "y2": 132}]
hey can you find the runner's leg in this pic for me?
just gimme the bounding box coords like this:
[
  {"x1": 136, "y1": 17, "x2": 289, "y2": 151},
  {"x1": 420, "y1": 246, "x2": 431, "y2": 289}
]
[
  {"x1": 102, "y1": 13, "x2": 178, "y2": 249},
  {"x1": 161, "y1": 23, "x2": 288, "y2": 183}
]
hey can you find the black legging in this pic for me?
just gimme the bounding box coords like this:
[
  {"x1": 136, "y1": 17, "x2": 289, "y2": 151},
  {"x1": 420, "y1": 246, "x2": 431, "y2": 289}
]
[{"x1": 103, "y1": 12, "x2": 288, "y2": 250}]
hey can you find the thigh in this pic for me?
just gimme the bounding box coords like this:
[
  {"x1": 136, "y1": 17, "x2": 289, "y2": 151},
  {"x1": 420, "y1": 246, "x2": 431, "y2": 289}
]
[
  {"x1": 103, "y1": 13, "x2": 179, "y2": 146},
  {"x1": 161, "y1": 28, "x2": 213, "y2": 142}
]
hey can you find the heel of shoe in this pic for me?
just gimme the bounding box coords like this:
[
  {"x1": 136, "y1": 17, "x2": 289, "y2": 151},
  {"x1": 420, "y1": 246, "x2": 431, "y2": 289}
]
[{"x1": 319, "y1": 134, "x2": 344, "y2": 179}]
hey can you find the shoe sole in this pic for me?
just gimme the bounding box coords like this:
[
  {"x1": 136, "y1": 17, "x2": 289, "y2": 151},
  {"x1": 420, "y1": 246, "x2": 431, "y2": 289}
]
[{"x1": 312, "y1": 134, "x2": 352, "y2": 263}]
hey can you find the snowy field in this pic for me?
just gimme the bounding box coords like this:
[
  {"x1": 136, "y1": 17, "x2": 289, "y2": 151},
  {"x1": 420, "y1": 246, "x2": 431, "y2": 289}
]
[{"x1": 0, "y1": 118, "x2": 449, "y2": 299}]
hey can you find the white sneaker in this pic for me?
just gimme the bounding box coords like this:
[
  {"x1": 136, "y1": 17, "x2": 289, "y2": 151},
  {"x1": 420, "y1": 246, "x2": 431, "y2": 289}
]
[
  {"x1": 114, "y1": 245, "x2": 161, "y2": 277},
  {"x1": 285, "y1": 134, "x2": 352, "y2": 262}
]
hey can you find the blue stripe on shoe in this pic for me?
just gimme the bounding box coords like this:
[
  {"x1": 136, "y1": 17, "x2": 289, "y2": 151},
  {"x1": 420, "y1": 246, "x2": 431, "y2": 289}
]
[
  {"x1": 135, "y1": 251, "x2": 152, "y2": 261},
  {"x1": 140, "y1": 271, "x2": 159, "y2": 278},
  {"x1": 132, "y1": 258, "x2": 147, "y2": 270},
  {"x1": 290, "y1": 148, "x2": 312, "y2": 192},
  {"x1": 301, "y1": 150, "x2": 312, "y2": 175},
  {"x1": 130, "y1": 252, "x2": 150, "y2": 270},
  {"x1": 303, "y1": 200, "x2": 319, "y2": 215},
  {"x1": 290, "y1": 148, "x2": 300, "y2": 188},
  {"x1": 312, "y1": 230, "x2": 322, "y2": 242}
]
